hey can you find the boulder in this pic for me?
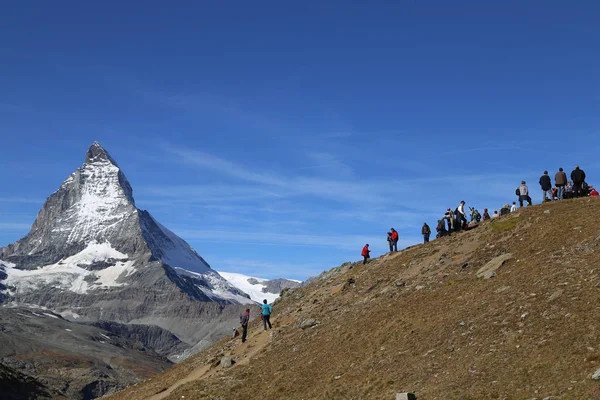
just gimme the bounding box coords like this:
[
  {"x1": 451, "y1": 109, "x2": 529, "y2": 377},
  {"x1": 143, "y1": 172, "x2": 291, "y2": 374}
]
[{"x1": 476, "y1": 254, "x2": 513, "y2": 279}]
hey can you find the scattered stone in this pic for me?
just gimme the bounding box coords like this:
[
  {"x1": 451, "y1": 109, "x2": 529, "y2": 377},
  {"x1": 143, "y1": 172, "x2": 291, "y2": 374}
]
[
  {"x1": 573, "y1": 226, "x2": 583, "y2": 230},
  {"x1": 592, "y1": 367, "x2": 600, "y2": 380},
  {"x1": 299, "y1": 319, "x2": 318, "y2": 329},
  {"x1": 548, "y1": 289, "x2": 564, "y2": 301},
  {"x1": 347, "y1": 278, "x2": 355, "y2": 284},
  {"x1": 394, "y1": 281, "x2": 406, "y2": 287},
  {"x1": 459, "y1": 321, "x2": 466, "y2": 326},
  {"x1": 415, "y1": 285, "x2": 425, "y2": 290},
  {"x1": 220, "y1": 357, "x2": 234, "y2": 368},
  {"x1": 476, "y1": 253, "x2": 513, "y2": 279},
  {"x1": 544, "y1": 210, "x2": 551, "y2": 214},
  {"x1": 396, "y1": 393, "x2": 417, "y2": 400},
  {"x1": 334, "y1": 375, "x2": 341, "y2": 380},
  {"x1": 521, "y1": 313, "x2": 528, "y2": 320}
]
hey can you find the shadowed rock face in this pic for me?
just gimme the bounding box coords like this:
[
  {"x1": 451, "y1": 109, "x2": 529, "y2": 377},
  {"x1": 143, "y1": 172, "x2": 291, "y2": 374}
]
[
  {"x1": 0, "y1": 362, "x2": 60, "y2": 400},
  {"x1": 0, "y1": 143, "x2": 251, "y2": 357},
  {"x1": 0, "y1": 307, "x2": 171, "y2": 399}
]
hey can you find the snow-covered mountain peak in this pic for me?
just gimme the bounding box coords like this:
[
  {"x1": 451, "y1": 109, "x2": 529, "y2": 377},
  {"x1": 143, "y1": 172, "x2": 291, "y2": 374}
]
[{"x1": 86, "y1": 141, "x2": 119, "y2": 166}]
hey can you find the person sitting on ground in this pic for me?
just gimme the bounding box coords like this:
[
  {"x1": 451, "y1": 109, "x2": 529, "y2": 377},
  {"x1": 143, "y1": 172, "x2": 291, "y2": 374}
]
[
  {"x1": 492, "y1": 210, "x2": 499, "y2": 218},
  {"x1": 555, "y1": 167, "x2": 567, "y2": 200},
  {"x1": 571, "y1": 165, "x2": 586, "y2": 197},
  {"x1": 517, "y1": 181, "x2": 532, "y2": 207},
  {"x1": 390, "y1": 228, "x2": 399, "y2": 251},
  {"x1": 261, "y1": 299, "x2": 273, "y2": 331},
  {"x1": 539, "y1": 170, "x2": 552, "y2": 202},
  {"x1": 551, "y1": 186, "x2": 558, "y2": 200},
  {"x1": 565, "y1": 181, "x2": 574, "y2": 199},
  {"x1": 386, "y1": 231, "x2": 393, "y2": 252},
  {"x1": 510, "y1": 202, "x2": 517, "y2": 212},
  {"x1": 422, "y1": 222, "x2": 431, "y2": 243},
  {"x1": 361, "y1": 244, "x2": 370, "y2": 264},
  {"x1": 590, "y1": 186, "x2": 599, "y2": 197},
  {"x1": 500, "y1": 204, "x2": 510, "y2": 216},
  {"x1": 482, "y1": 208, "x2": 491, "y2": 221}
]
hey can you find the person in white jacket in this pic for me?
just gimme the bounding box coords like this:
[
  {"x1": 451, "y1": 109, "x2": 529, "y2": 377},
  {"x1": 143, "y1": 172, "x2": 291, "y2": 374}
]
[
  {"x1": 456, "y1": 201, "x2": 467, "y2": 230},
  {"x1": 510, "y1": 202, "x2": 518, "y2": 212}
]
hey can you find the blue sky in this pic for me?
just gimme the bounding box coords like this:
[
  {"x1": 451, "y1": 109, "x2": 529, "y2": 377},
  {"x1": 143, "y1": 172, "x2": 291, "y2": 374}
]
[{"x1": 1, "y1": 1, "x2": 599, "y2": 280}]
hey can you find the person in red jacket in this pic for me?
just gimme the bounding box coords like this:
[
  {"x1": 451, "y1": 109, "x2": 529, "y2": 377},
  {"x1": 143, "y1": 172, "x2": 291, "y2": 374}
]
[
  {"x1": 361, "y1": 244, "x2": 370, "y2": 264},
  {"x1": 590, "y1": 186, "x2": 599, "y2": 197},
  {"x1": 390, "y1": 228, "x2": 399, "y2": 252}
]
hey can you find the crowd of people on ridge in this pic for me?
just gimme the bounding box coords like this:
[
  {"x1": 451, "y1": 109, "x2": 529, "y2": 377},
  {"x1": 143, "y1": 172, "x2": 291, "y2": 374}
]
[{"x1": 360, "y1": 165, "x2": 597, "y2": 264}]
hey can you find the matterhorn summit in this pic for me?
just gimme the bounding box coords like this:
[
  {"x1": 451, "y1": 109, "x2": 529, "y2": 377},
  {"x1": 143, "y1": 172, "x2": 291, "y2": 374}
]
[{"x1": 0, "y1": 142, "x2": 252, "y2": 357}]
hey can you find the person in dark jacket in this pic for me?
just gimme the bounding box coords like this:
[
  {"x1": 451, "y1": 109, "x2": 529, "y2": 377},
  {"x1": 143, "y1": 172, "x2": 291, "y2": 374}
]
[
  {"x1": 571, "y1": 165, "x2": 586, "y2": 197},
  {"x1": 361, "y1": 244, "x2": 370, "y2": 264},
  {"x1": 386, "y1": 231, "x2": 393, "y2": 252},
  {"x1": 555, "y1": 167, "x2": 567, "y2": 200},
  {"x1": 482, "y1": 208, "x2": 491, "y2": 221},
  {"x1": 240, "y1": 309, "x2": 250, "y2": 343},
  {"x1": 539, "y1": 171, "x2": 552, "y2": 202},
  {"x1": 422, "y1": 223, "x2": 431, "y2": 243}
]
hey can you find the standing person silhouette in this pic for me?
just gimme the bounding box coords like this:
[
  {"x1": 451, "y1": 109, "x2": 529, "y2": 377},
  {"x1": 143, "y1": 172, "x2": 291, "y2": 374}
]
[{"x1": 261, "y1": 299, "x2": 273, "y2": 331}]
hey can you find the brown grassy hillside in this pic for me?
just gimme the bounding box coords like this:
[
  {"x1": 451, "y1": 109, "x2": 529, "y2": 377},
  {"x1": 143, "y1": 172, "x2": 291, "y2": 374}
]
[{"x1": 106, "y1": 197, "x2": 600, "y2": 400}]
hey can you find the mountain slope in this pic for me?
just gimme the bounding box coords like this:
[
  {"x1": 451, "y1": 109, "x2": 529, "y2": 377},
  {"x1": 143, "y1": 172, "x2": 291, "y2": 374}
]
[{"x1": 107, "y1": 197, "x2": 600, "y2": 400}]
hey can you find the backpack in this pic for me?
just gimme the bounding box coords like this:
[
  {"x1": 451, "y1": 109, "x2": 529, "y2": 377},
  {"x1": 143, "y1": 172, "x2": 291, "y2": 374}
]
[{"x1": 515, "y1": 188, "x2": 520, "y2": 196}]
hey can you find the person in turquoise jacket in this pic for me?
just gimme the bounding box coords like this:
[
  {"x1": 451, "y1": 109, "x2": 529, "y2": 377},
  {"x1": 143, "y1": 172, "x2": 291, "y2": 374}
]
[{"x1": 261, "y1": 299, "x2": 273, "y2": 331}]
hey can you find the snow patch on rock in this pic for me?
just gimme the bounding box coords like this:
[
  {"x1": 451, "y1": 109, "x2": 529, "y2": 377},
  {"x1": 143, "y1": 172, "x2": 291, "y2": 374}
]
[{"x1": 2, "y1": 241, "x2": 134, "y2": 294}]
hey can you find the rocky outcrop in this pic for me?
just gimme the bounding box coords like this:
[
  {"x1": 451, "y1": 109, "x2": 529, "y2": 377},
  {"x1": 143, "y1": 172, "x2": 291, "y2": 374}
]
[{"x1": 260, "y1": 278, "x2": 301, "y2": 294}]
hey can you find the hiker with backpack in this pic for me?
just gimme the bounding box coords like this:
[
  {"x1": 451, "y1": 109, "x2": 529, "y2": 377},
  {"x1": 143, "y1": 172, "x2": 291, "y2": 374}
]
[
  {"x1": 361, "y1": 244, "x2": 370, "y2": 264},
  {"x1": 555, "y1": 168, "x2": 567, "y2": 200},
  {"x1": 571, "y1": 165, "x2": 586, "y2": 197},
  {"x1": 539, "y1": 171, "x2": 552, "y2": 202},
  {"x1": 469, "y1": 207, "x2": 481, "y2": 223},
  {"x1": 455, "y1": 201, "x2": 467, "y2": 231},
  {"x1": 390, "y1": 228, "x2": 399, "y2": 251},
  {"x1": 422, "y1": 223, "x2": 431, "y2": 243},
  {"x1": 482, "y1": 208, "x2": 491, "y2": 221},
  {"x1": 240, "y1": 308, "x2": 250, "y2": 343},
  {"x1": 261, "y1": 299, "x2": 273, "y2": 331},
  {"x1": 517, "y1": 181, "x2": 532, "y2": 207}
]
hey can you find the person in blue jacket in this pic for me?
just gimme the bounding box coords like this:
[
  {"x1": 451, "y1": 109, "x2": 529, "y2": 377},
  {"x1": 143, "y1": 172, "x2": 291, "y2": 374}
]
[{"x1": 261, "y1": 299, "x2": 273, "y2": 331}]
